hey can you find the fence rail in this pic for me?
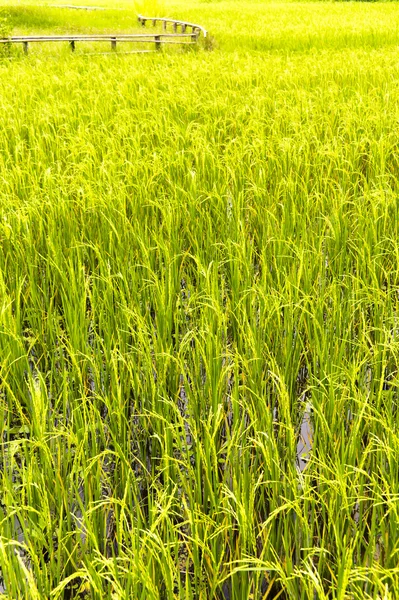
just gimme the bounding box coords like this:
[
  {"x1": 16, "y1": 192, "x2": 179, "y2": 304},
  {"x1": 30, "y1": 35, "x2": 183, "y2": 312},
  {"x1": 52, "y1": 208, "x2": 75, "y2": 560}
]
[
  {"x1": 0, "y1": 15, "x2": 207, "y2": 55},
  {"x1": 137, "y1": 14, "x2": 207, "y2": 39}
]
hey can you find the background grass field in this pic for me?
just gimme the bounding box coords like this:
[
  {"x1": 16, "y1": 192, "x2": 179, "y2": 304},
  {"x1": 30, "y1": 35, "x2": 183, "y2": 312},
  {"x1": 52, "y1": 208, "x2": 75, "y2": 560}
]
[{"x1": 1, "y1": 1, "x2": 399, "y2": 599}]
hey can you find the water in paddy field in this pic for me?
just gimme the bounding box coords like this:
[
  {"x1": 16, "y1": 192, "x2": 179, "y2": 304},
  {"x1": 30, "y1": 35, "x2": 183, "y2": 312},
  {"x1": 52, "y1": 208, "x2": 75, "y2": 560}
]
[{"x1": 297, "y1": 400, "x2": 313, "y2": 473}]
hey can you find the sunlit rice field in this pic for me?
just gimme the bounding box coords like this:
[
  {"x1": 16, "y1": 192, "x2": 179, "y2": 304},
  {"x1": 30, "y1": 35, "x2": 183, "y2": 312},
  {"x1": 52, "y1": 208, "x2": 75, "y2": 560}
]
[{"x1": 1, "y1": 1, "x2": 399, "y2": 598}]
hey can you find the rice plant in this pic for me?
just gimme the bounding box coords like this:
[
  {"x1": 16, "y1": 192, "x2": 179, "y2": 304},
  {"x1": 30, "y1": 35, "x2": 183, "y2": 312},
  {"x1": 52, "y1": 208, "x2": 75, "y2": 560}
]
[{"x1": 1, "y1": 1, "x2": 399, "y2": 598}]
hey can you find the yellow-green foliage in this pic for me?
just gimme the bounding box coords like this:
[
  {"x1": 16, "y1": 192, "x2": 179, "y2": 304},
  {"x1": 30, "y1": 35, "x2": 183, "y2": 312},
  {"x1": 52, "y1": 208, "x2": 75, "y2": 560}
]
[{"x1": 1, "y1": 2, "x2": 399, "y2": 599}]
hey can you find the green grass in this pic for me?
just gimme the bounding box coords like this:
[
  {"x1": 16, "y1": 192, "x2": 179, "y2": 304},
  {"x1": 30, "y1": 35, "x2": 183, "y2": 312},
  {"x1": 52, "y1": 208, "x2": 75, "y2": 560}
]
[{"x1": 1, "y1": 1, "x2": 399, "y2": 599}]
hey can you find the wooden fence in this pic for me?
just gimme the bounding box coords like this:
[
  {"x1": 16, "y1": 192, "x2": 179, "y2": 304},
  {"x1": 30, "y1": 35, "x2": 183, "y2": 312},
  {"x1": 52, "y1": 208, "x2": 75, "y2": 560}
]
[
  {"x1": 0, "y1": 15, "x2": 207, "y2": 56},
  {"x1": 137, "y1": 15, "x2": 207, "y2": 39}
]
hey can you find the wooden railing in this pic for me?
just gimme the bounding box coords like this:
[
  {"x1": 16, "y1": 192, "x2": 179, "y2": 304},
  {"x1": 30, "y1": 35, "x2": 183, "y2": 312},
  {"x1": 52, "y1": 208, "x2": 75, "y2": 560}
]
[
  {"x1": 0, "y1": 15, "x2": 207, "y2": 56},
  {"x1": 137, "y1": 15, "x2": 207, "y2": 39}
]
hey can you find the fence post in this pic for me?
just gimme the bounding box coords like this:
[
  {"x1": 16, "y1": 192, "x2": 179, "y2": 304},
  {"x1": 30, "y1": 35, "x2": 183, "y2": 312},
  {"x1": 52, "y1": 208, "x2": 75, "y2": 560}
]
[
  {"x1": 155, "y1": 35, "x2": 161, "y2": 51},
  {"x1": 182, "y1": 24, "x2": 186, "y2": 33},
  {"x1": 111, "y1": 37, "x2": 117, "y2": 51},
  {"x1": 163, "y1": 21, "x2": 167, "y2": 31},
  {"x1": 23, "y1": 41, "x2": 28, "y2": 55},
  {"x1": 70, "y1": 40, "x2": 75, "y2": 52}
]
